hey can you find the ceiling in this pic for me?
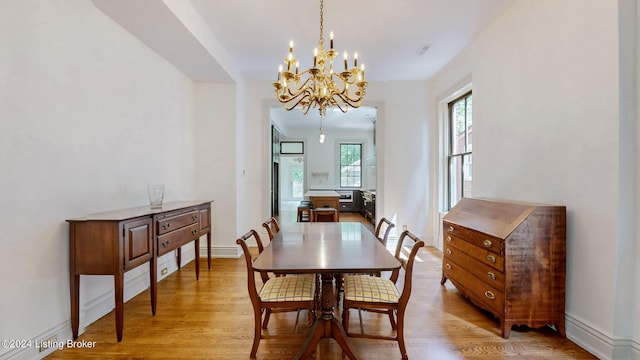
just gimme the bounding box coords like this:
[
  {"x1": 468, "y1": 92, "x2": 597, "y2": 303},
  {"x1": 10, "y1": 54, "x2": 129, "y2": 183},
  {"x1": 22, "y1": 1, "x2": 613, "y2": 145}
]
[{"x1": 93, "y1": 0, "x2": 515, "y2": 132}]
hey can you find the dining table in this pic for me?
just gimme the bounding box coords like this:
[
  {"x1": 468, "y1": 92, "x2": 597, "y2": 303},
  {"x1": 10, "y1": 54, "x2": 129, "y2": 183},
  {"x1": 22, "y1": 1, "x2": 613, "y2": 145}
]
[{"x1": 252, "y1": 222, "x2": 401, "y2": 360}]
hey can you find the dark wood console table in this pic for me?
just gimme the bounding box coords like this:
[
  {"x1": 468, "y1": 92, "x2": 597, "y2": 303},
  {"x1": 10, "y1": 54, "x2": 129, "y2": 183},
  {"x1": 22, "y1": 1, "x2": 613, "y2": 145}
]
[{"x1": 67, "y1": 200, "x2": 212, "y2": 341}]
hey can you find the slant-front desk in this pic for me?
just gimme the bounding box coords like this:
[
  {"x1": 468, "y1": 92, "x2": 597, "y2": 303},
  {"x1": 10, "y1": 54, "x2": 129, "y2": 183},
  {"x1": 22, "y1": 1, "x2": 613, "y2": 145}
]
[{"x1": 67, "y1": 200, "x2": 212, "y2": 341}]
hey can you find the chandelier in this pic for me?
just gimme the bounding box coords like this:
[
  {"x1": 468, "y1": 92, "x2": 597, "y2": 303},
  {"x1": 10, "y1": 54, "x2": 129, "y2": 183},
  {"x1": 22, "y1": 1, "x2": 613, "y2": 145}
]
[{"x1": 273, "y1": 0, "x2": 367, "y2": 116}]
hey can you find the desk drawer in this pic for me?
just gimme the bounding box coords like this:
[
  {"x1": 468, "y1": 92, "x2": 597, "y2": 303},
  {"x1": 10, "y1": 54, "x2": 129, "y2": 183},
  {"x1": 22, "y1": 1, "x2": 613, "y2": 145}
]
[
  {"x1": 444, "y1": 221, "x2": 503, "y2": 255},
  {"x1": 157, "y1": 210, "x2": 199, "y2": 235},
  {"x1": 443, "y1": 246, "x2": 504, "y2": 288},
  {"x1": 443, "y1": 259, "x2": 505, "y2": 316},
  {"x1": 444, "y1": 234, "x2": 504, "y2": 271},
  {"x1": 157, "y1": 223, "x2": 200, "y2": 256}
]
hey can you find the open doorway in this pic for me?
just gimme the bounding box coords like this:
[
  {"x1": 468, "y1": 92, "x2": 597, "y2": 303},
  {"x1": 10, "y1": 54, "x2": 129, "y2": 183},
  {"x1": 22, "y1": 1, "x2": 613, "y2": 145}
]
[{"x1": 278, "y1": 155, "x2": 305, "y2": 224}]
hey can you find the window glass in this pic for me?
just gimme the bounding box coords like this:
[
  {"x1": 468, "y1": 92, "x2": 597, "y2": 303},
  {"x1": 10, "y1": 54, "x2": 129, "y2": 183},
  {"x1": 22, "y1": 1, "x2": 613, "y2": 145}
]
[
  {"x1": 448, "y1": 92, "x2": 472, "y2": 209},
  {"x1": 340, "y1": 144, "x2": 362, "y2": 188}
]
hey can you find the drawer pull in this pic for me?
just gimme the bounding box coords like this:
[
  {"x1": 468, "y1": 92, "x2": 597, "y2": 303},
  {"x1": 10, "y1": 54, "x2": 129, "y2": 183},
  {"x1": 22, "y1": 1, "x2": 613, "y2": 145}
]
[
  {"x1": 445, "y1": 248, "x2": 452, "y2": 255},
  {"x1": 448, "y1": 226, "x2": 454, "y2": 233},
  {"x1": 484, "y1": 291, "x2": 496, "y2": 300},
  {"x1": 483, "y1": 239, "x2": 493, "y2": 248},
  {"x1": 192, "y1": 215, "x2": 198, "y2": 221},
  {"x1": 162, "y1": 240, "x2": 169, "y2": 247},
  {"x1": 446, "y1": 236, "x2": 452, "y2": 243},
  {"x1": 445, "y1": 263, "x2": 452, "y2": 270},
  {"x1": 487, "y1": 255, "x2": 497, "y2": 264},
  {"x1": 162, "y1": 223, "x2": 171, "y2": 230},
  {"x1": 191, "y1": 229, "x2": 198, "y2": 235},
  {"x1": 487, "y1": 271, "x2": 496, "y2": 280}
]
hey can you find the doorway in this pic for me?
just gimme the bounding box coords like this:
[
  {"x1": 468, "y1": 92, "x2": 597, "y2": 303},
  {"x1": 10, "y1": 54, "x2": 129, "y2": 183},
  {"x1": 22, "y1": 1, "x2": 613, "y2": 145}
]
[{"x1": 279, "y1": 155, "x2": 305, "y2": 224}]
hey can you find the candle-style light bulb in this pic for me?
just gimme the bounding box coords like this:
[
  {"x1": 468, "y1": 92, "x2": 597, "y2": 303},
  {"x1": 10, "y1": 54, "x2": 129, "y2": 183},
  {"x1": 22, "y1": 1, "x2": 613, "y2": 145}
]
[
  {"x1": 314, "y1": 47, "x2": 318, "y2": 67},
  {"x1": 361, "y1": 64, "x2": 365, "y2": 80},
  {"x1": 330, "y1": 31, "x2": 334, "y2": 49},
  {"x1": 343, "y1": 51, "x2": 348, "y2": 70},
  {"x1": 289, "y1": 40, "x2": 294, "y2": 53},
  {"x1": 354, "y1": 52, "x2": 358, "y2": 68}
]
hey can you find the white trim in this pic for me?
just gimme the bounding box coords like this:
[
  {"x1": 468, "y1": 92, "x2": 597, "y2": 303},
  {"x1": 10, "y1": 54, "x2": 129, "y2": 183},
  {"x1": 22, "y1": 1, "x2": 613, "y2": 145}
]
[{"x1": 565, "y1": 313, "x2": 640, "y2": 360}]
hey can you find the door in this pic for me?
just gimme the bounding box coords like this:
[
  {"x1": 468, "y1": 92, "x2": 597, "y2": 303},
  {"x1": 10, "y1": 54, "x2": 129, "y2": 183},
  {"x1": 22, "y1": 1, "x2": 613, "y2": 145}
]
[{"x1": 271, "y1": 125, "x2": 280, "y2": 217}]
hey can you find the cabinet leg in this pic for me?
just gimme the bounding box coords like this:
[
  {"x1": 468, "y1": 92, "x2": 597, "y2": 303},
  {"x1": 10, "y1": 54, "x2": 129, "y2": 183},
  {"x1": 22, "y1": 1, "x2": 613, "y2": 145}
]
[
  {"x1": 70, "y1": 274, "x2": 79, "y2": 339},
  {"x1": 500, "y1": 320, "x2": 512, "y2": 339},
  {"x1": 207, "y1": 232, "x2": 212, "y2": 270},
  {"x1": 150, "y1": 259, "x2": 157, "y2": 315},
  {"x1": 195, "y1": 238, "x2": 200, "y2": 280},
  {"x1": 114, "y1": 274, "x2": 124, "y2": 342}
]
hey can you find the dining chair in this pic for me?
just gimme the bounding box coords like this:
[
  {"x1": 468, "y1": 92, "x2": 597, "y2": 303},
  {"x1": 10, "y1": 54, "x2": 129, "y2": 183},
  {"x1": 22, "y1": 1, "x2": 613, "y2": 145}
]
[
  {"x1": 261, "y1": 217, "x2": 280, "y2": 241},
  {"x1": 236, "y1": 232, "x2": 317, "y2": 359},
  {"x1": 342, "y1": 230, "x2": 425, "y2": 360},
  {"x1": 238, "y1": 229, "x2": 316, "y2": 328},
  {"x1": 375, "y1": 217, "x2": 396, "y2": 247}
]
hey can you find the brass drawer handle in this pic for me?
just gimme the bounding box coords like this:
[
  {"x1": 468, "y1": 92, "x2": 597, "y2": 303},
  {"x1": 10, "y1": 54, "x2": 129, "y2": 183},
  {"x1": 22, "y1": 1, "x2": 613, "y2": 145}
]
[
  {"x1": 448, "y1": 226, "x2": 454, "y2": 233},
  {"x1": 484, "y1": 291, "x2": 496, "y2": 300},
  {"x1": 445, "y1": 263, "x2": 452, "y2": 270},
  {"x1": 446, "y1": 236, "x2": 452, "y2": 243},
  {"x1": 445, "y1": 248, "x2": 452, "y2": 255},
  {"x1": 192, "y1": 229, "x2": 198, "y2": 235},
  {"x1": 162, "y1": 240, "x2": 169, "y2": 247},
  {"x1": 162, "y1": 223, "x2": 171, "y2": 230},
  {"x1": 483, "y1": 239, "x2": 493, "y2": 248},
  {"x1": 192, "y1": 215, "x2": 198, "y2": 221},
  {"x1": 487, "y1": 271, "x2": 496, "y2": 280},
  {"x1": 487, "y1": 255, "x2": 497, "y2": 264}
]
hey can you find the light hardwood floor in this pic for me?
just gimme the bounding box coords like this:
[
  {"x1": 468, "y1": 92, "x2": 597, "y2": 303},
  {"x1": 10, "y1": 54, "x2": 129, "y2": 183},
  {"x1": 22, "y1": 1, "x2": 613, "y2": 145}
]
[{"x1": 47, "y1": 212, "x2": 596, "y2": 359}]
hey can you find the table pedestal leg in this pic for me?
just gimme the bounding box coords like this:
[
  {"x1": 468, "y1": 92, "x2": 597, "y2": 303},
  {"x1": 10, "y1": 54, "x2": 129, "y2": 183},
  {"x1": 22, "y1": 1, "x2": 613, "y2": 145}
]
[{"x1": 294, "y1": 274, "x2": 359, "y2": 360}]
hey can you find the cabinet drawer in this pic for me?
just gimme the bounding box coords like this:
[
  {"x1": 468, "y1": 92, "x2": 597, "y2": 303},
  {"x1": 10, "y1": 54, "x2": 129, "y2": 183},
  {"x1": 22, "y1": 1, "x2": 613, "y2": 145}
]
[
  {"x1": 444, "y1": 221, "x2": 503, "y2": 255},
  {"x1": 157, "y1": 223, "x2": 200, "y2": 256},
  {"x1": 157, "y1": 210, "x2": 199, "y2": 235},
  {"x1": 443, "y1": 259, "x2": 505, "y2": 315},
  {"x1": 444, "y1": 234, "x2": 504, "y2": 271},
  {"x1": 443, "y1": 247, "x2": 504, "y2": 288}
]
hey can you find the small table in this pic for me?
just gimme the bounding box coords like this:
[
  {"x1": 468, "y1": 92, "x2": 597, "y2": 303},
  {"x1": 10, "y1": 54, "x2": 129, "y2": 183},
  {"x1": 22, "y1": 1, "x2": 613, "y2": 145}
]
[
  {"x1": 304, "y1": 190, "x2": 340, "y2": 221},
  {"x1": 252, "y1": 222, "x2": 400, "y2": 360}
]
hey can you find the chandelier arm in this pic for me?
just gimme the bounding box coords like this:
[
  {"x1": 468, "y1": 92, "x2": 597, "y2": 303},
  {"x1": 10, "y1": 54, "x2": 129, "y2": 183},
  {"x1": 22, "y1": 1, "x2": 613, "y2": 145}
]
[{"x1": 332, "y1": 91, "x2": 364, "y2": 108}]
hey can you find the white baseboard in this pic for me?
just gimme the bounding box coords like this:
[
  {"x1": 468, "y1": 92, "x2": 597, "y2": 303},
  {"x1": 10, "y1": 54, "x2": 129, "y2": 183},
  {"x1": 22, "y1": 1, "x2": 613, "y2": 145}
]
[{"x1": 565, "y1": 313, "x2": 640, "y2": 359}]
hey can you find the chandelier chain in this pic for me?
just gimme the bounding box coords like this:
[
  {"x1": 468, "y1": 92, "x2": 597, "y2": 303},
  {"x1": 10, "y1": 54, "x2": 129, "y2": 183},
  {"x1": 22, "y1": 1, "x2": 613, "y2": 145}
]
[
  {"x1": 318, "y1": 0, "x2": 324, "y2": 47},
  {"x1": 273, "y1": 0, "x2": 367, "y2": 116}
]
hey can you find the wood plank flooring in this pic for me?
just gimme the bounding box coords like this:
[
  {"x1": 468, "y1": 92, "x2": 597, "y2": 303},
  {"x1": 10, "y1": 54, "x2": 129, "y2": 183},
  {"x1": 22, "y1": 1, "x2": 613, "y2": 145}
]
[{"x1": 47, "y1": 213, "x2": 596, "y2": 359}]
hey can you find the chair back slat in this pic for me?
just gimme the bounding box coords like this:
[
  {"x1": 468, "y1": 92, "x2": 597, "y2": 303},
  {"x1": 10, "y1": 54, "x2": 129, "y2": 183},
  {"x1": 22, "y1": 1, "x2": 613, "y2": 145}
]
[
  {"x1": 238, "y1": 229, "x2": 269, "y2": 284},
  {"x1": 375, "y1": 217, "x2": 395, "y2": 246},
  {"x1": 262, "y1": 217, "x2": 280, "y2": 241}
]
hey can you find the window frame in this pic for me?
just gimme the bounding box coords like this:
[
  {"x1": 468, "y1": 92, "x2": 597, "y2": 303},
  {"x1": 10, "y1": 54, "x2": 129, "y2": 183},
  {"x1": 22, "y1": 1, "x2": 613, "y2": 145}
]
[
  {"x1": 447, "y1": 91, "x2": 472, "y2": 210},
  {"x1": 339, "y1": 143, "x2": 362, "y2": 188}
]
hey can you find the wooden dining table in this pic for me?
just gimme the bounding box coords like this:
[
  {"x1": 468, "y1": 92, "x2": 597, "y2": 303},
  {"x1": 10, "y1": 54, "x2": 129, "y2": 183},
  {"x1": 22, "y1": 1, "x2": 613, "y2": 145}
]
[{"x1": 252, "y1": 222, "x2": 401, "y2": 360}]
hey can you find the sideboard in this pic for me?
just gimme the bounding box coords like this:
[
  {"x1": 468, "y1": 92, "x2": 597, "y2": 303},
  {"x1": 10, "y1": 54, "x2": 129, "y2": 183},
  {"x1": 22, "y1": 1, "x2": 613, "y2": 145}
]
[
  {"x1": 67, "y1": 200, "x2": 212, "y2": 341},
  {"x1": 440, "y1": 197, "x2": 566, "y2": 338}
]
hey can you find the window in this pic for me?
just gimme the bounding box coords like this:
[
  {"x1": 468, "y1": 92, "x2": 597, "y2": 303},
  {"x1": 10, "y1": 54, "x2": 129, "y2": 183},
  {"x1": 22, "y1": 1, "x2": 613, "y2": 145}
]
[
  {"x1": 340, "y1": 143, "x2": 362, "y2": 188},
  {"x1": 448, "y1": 92, "x2": 472, "y2": 209},
  {"x1": 291, "y1": 165, "x2": 303, "y2": 198}
]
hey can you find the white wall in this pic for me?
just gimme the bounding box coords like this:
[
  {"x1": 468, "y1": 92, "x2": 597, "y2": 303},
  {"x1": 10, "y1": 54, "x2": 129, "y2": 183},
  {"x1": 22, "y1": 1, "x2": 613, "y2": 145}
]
[
  {"x1": 281, "y1": 128, "x2": 376, "y2": 190},
  {"x1": 0, "y1": 1, "x2": 224, "y2": 357},
  {"x1": 428, "y1": 0, "x2": 638, "y2": 358},
  {"x1": 245, "y1": 80, "x2": 432, "y2": 242}
]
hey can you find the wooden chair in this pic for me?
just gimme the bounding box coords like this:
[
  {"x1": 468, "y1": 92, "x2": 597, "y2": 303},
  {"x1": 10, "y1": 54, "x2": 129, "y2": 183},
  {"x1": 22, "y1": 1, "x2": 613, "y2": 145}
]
[
  {"x1": 313, "y1": 207, "x2": 338, "y2": 222},
  {"x1": 236, "y1": 231, "x2": 317, "y2": 359},
  {"x1": 342, "y1": 230, "x2": 425, "y2": 360},
  {"x1": 375, "y1": 217, "x2": 396, "y2": 247},
  {"x1": 261, "y1": 217, "x2": 280, "y2": 241}
]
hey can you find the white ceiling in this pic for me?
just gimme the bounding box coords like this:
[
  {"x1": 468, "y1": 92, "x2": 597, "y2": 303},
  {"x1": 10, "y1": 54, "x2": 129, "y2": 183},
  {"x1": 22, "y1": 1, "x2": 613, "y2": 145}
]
[{"x1": 93, "y1": 0, "x2": 515, "y2": 132}]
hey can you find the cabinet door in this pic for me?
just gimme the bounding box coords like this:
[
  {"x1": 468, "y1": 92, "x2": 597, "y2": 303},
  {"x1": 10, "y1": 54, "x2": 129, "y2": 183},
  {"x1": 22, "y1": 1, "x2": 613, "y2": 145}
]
[
  {"x1": 123, "y1": 218, "x2": 153, "y2": 271},
  {"x1": 199, "y1": 206, "x2": 210, "y2": 232}
]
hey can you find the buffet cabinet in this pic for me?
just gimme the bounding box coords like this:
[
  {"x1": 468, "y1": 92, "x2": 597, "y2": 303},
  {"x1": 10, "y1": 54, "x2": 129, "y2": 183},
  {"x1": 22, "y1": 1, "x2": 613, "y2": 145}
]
[
  {"x1": 67, "y1": 200, "x2": 212, "y2": 341},
  {"x1": 440, "y1": 198, "x2": 566, "y2": 338}
]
